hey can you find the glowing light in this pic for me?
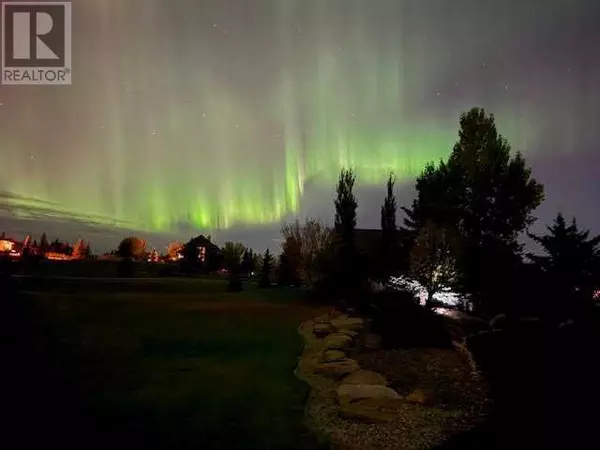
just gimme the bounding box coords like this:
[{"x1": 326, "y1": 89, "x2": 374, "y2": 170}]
[
  {"x1": 0, "y1": 240, "x2": 15, "y2": 252},
  {"x1": 388, "y1": 276, "x2": 464, "y2": 307}
]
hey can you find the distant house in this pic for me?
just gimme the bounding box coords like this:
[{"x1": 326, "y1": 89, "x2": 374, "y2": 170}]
[{"x1": 186, "y1": 235, "x2": 221, "y2": 263}]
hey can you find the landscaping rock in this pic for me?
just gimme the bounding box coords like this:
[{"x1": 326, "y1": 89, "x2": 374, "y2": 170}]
[
  {"x1": 314, "y1": 358, "x2": 360, "y2": 378},
  {"x1": 405, "y1": 388, "x2": 436, "y2": 406},
  {"x1": 339, "y1": 396, "x2": 406, "y2": 423},
  {"x1": 313, "y1": 323, "x2": 333, "y2": 337},
  {"x1": 322, "y1": 350, "x2": 346, "y2": 362},
  {"x1": 331, "y1": 317, "x2": 365, "y2": 332},
  {"x1": 337, "y1": 383, "x2": 401, "y2": 405},
  {"x1": 341, "y1": 370, "x2": 387, "y2": 386},
  {"x1": 338, "y1": 329, "x2": 359, "y2": 338},
  {"x1": 323, "y1": 333, "x2": 354, "y2": 350},
  {"x1": 314, "y1": 315, "x2": 333, "y2": 325}
]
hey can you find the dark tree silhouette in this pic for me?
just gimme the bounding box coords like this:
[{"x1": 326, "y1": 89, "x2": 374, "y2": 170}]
[
  {"x1": 222, "y1": 242, "x2": 245, "y2": 292},
  {"x1": 259, "y1": 249, "x2": 274, "y2": 288},
  {"x1": 277, "y1": 237, "x2": 302, "y2": 286},
  {"x1": 380, "y1": 173, "x2": 398, "y2": 280},
  {"x1": 528, "y1": 213, "x2": 600, "y2": 311},
  {"x1": 335, "y1": 168, "x2": 357, "y2": 245},
  {"x1": 402, "y1": 108, "x2": 544, "y2": 314},
  {"x1": 39, "y1": 233, "x2": 49, "y2": 253},
  {"x1": 117, "y1": 237, "x2": 146, "y2": 260},
  {"x1": 333, "y1": 168, "x2": 366, "y2": 302},
  {"x1": 241, "y1": 249, "x2": 256, "y2": 275}
]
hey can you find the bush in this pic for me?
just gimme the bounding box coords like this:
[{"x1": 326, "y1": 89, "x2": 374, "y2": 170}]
[{"x1": 368, "y1": 290, "x2": 454, "y2": 349}]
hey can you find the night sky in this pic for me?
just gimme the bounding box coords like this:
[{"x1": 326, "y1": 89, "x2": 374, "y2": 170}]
[{"x1": 1, "y1": 0, "x2": 599, "y2": 254}]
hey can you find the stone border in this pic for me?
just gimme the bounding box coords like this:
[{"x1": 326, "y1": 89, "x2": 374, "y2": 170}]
[{"x1": 294, "y1": 311, "x2": 492, "y2": 450}]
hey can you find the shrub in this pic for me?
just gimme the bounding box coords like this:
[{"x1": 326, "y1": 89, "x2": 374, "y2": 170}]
[{"x1": 368, "y1": 290, "x2": 454, "y2": 349}]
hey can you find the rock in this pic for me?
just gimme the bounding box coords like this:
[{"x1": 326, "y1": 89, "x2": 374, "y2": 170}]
[
  {"x1": 337, "y1": 384, "x2": 401, "y2": 404},
  {"x1": 341, "y1": 370, "x2": 387, "y2": 386},
  {"x1": 323, "y1": 333, "x2": 354, "y2": 350},
  {"x1": 338, "y1": 329, "x2": 359, "y2": 338},
  {"x1": 314, "y1": 315, "x2": 333, "y2": 325},
  {"x1": 337, "y1": 384, "x2": 404, "y2": 423},
  {"x1": 405, "y1": 388, "x2": 435, "y2": 406},
  {"x1": 331, "y1": 317, "x2": 365, "y2": 332},
  {"x1": 339, "y1": 397, "x2": 406, "y2": 423},
  {"x1": 314, "y1": 358, "x2": 360, "y2": 378},
  {"x1": 322, "y1": 350, "x2": 346, "y2": 362},
  {"x1": 313, "y1": 323, "x2": 333, "y2": 337}
]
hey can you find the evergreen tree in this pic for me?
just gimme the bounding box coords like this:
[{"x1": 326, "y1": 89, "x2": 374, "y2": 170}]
[
  {"x1": 241, "y1": 249, "x2": 255, "y2": 275},
  {"x1": 528, "y1": 213, "x2": 600, "y2": 305},
  {"x1": 334, "y1": 168, "x2": 365, "y2": 301},
  {"x1": 335, "y1": 168, "x2": 358, "y2": 245},
  {"x1": 278, "y1": 237, "x2": 302, "y2": 286},
  {"x1": 259, "y1": 249, "x2": 274, "y2": 288},
  {"x1": 40, "y1": 232, "x2": 49, "y2": 253},
  {"x1": 380, "y1": 173, "x2": 398, "y2": 279}
]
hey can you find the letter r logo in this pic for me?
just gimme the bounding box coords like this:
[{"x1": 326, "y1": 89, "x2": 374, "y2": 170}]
[
  {"x1": 2, "y1": 2, "x2": 69, "y2": 68},
  {"x1": 12, "y1": 11, "x2": 60, "y2": 60}
]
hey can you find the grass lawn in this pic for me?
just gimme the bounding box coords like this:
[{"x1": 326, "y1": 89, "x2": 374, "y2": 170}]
[{"x1": 2, "y1": 286, "x2": 328, "y2": 450}]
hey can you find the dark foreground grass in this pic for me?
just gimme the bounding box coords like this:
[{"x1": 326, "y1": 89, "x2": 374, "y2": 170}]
[{"x1": 2, "y1": 288, "x2": 327, "y2": 450}]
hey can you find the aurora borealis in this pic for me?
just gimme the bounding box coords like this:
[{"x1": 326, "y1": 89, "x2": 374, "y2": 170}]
[{"x1": 1, "y1": 0, "x2": 599, "y2": 251}]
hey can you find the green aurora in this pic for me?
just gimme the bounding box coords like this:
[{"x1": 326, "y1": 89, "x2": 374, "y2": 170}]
[{"x1": 0, "y1": 0, "x2": 538, "y2": 233}]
